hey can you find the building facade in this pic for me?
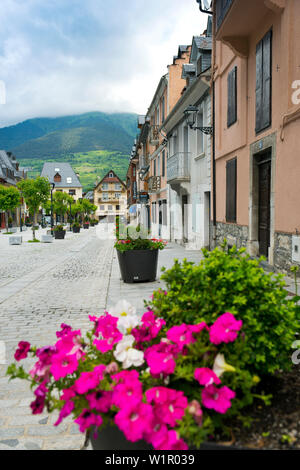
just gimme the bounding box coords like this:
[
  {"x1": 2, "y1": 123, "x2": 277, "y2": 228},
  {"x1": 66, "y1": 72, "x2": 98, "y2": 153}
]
[
  {"x1": 0, "y1": 150, "x2": 27, "y2": 228},
  {"x1": 162, "y1": 30, "x2": 212, "y2": 249},
  {"x1": 211, "y1": 0, "x2": 300, "y2": 271},
  {"x1": 94, "y1": 170, "x2": 127, "y2": 221},
  {"x1": 41, "y1": 163, "x2": 83, "y2": 201}
]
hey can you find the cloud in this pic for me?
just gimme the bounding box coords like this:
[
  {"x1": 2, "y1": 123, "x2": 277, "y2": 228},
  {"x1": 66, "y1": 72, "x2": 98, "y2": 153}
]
[{"x1": 0, "y1": 0, "x2": 208, "y2": 128}]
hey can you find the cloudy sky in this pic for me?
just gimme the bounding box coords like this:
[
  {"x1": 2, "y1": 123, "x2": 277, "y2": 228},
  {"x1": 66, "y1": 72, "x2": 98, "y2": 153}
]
[{"x1": 0, "y1": 0, "x2": 208, "y2": 128}]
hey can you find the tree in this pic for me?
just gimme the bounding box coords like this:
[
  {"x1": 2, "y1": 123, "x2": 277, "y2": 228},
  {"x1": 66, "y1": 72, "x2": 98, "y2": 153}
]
[
  {"x1": 18, "y1": 177, "x2": 50, "y2": 240},
  {"x1": 0, "y1": 186, "x2": 21, "y2": 233},
  {"x1": 53, "y1": 192, "x2": 70, "y2": 224}
]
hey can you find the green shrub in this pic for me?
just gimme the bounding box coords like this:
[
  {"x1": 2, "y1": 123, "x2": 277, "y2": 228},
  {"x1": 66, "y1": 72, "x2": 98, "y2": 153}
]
[
  {"x1": 54, "y1": 224, "x2": 65, "y2": 232},
  {"x1": 149, "y1": 243, "x2": 299, "y2": 376}
]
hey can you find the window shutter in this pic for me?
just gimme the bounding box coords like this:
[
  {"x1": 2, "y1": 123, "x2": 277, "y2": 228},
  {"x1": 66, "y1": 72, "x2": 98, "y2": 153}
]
[
  {"x1": 226, "y1": 158, "x2": 237, "y2": 223},
  {"x1": 256, "y1": 30, "x2": 272, "y2": 133},
  {"x1": 262, "y1": 30, "x2": 272, "y2": 130},
  {"x1": 227, "y1": 67, "x2": 237, "y2": 127}
]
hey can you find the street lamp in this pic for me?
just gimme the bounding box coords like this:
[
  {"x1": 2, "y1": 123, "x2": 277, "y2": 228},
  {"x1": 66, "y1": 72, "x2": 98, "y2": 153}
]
[
  {"x1": 183, "y1": 105, "x2": 213, "y2": 135},
  {"x1": 50, "y1": 182, "x2": 55, "y2": 233}
]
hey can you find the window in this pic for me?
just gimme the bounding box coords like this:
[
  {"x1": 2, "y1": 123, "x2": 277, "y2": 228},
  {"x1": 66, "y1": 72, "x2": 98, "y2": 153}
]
[
  {"x1": 116, "y1": 205, "x2": 120, "y2": 211},
  {"x1": 157, "y1": 154, "x2": 160, "y2": 176},
  {"x1": 54, "y1": 173, "x2": 61, "y2": 183},
  {"x1": 100, "y1": 205, "x2": 105, "y2": 210},
  {"x1": 102, "y1": 183, "x2": 108, "y2": 190},
  {"x1": 153, "y1": 159, "x2": 156, "y2": 177},
  {"x1": 102, "y1": 193, "x2": 108, "y2": 201},
  {"x1": 152, "y1": 202, "x2": 157, "y2": 223},
  {"x1": 115, "y1": 183, "x2": 121, "y2": 190},
  {"x1": 109, "y1": 172, "x2": 114, "y2": 178},
  {"x1": 108, "y1": 205, "x2": 113, "y2": 211},
  {"x1": 115, "y1": 193, "x2": 121, "y2": 199},
  {"x1": 156, "y1": 106, "x2": 160, "y2": 125},
  {"x1": 227, "y1": 66, "x2": 237, "y2": 127},
  {"x1": 162, "y1": 200, "x2": 167, "y2": 226},
  {"x1": 226, "y1": 158, "x2": 237, "y2": 223},
  {"x1": 69, "y1": 190, "x2": 76, "y2": 196},
  {"x1": 256, "y1": 30, "x2": 272, "y2": 133},
  {"x1": 162, "y1": 150, "x2": 165, "y2": 177},
  {"x1": 67, "y1": 177, "x2": 72, "y2": 184}
]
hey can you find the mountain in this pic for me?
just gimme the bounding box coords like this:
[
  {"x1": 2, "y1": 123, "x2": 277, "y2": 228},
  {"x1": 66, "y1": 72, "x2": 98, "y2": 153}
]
[{"x1": 0, "y1": 111, "x2": 138, "y2": 158}]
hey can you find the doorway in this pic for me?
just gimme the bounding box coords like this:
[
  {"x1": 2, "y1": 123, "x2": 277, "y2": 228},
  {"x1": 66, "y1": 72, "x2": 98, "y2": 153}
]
[
  {"x1": 258, "y1": 156, "x2": 271, "y2": 257},
  {"x1": 182, "y1": 194, "x2": 188, "y2": 243}
]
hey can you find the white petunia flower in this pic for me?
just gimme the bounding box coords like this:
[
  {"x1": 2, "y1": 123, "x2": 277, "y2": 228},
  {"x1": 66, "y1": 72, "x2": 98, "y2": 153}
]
[
  {"x1": 213, "y1": 353, "x2": 236, "y2": 378},
  {"x1": 113, "y1": 335, "x2": 144, "y2": 369},
  {"x1": 109, "y1": 300, "x2": 140, "y2": 334}
]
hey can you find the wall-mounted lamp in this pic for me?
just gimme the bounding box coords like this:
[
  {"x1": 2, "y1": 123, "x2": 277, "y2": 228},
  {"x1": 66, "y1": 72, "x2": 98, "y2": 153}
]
[{"x1": 183, "y1": 105, "x2": 213, "y2": 135}]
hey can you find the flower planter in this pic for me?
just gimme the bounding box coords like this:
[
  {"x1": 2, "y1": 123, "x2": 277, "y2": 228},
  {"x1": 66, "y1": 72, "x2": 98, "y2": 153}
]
[
  {"x1": 83, "y1": 223, "x2": 89, "y2": 229},
  {"x1": 54, "y1": 230, "x2": 66, "y2": 239},
  {"x1": 90, "y1": 426, "x2": 152, "y2": 450},
  {"x1": 89, "y1": 426, "x2": 251, "y2": 451},
  {"x1": 117, "y1": 249, "x2": 159, "y2": 283},
  {"x1": 73, "y1": 226, "x2": 81, "y2": 233}
]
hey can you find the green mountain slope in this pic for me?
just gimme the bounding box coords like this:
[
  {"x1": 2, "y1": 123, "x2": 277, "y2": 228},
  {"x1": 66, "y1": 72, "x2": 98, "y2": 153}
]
[
  {"x1": 0, "y1": 111, "x2": 138, "y2": 191},
  {"x1": 0, "y1": 112, "x2": 138, "y2": 158}
]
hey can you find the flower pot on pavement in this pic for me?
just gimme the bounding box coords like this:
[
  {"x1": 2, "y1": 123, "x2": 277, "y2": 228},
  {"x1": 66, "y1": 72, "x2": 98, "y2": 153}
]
[
  {"x1": 83, "y1": 223, "x2": 89, "y2": 229},
  {"x1": 117, "y1": 249, "x2": 158, "y2": 283},
  {"x1": 90, "y1": 425, "x2": 152, "y2": 450},
  {"x1": 73, "y1": 226, "x2": 80, "y2": 233},
  {"x1": 54, "y1": 230, "x2": 66, "y2": 239}
]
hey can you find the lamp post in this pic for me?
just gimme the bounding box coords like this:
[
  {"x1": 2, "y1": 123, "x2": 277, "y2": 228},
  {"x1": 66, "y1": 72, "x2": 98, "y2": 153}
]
[{"x1": 50, "y1": 182, "x2": 55, "y2": 234}]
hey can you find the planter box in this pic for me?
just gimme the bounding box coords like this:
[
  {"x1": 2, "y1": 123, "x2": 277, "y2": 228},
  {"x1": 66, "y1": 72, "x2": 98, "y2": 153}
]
[
  {"x1": 73, "y1": 226, "x2": 81, "y2": 233},
  {"x1": 9, "y1": 236, "x2": 22, "y2": 245},
  {"x1": 117, "y1": 249, "x2": 158, "y2": 283},
  {"x1": 54, "y1": 230, "x2": 66, "y2": 240},
  {"x1": 83, "y1": 224, "x2": 89, "y2": 229},
  {"x1": 10, "y1": 227, "x2": 18, "y2": 233}
]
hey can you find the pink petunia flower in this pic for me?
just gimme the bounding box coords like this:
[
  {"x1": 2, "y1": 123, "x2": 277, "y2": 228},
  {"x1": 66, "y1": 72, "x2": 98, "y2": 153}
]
[
  {"x1": 132, "y1": 311, "x2": 166, "y2": 346},
  {"x1": 86, "y1": 391, "x2": 112, "y2": 413},
  {"x1": 152, "y1": 429, "x2": 188, "y2": 450},
  {"x1": 75, "y1": 365, "x2": 106, "y2": 395},
  {"x1": 209, "y1": 313, "x2": 243, "y2": 345},
  {"x1": 112, "y1": 379, "x2": 143, "y2": 408},
  {"x1": 144, "y1": 342, "x2": 179, "y2": 378},
  {"x1": 145, "y1": 387, "x2": 188, "y2": 428},
  {"x1": 54, "y1": 400, "x2": 75, "y2": 426},
  {"x1": 30, "y1": 396, "x2": 46, "y2": 415},
  {"x1": 167, "y1": 322, "x2": 208, "y2": 352},
  {"x1": 56, "y1": 323, "x2": 72, "y2": 338},
  {"x1": 202, "y1": 385, "x2": 236, "y2": 414},
  {"x1": 114, "y1": 402, "x2": 153, "y2": 442},
  {"x1": 75, "y1": 409, "x2": 103, "y2": 433},
  {"x1": 55, "y1": 330, "x2": 85, "y2": 360},
  {"x1": 14, "y1": 341, "x2": 31, "y2": 361},
  {"x1": 50, "y1": 353, "x2": 79, "y2": 381},
  {"x1": 194, "y1": 367, "x2": 221, "y2": 387},
  {"x1": 188, "y1": 400, "x2": 203, "y2": 426},
  {"x1": 111, "y1": 370, "x2": 140, "y2": 384},
  {"x1": 91, "y1": 314, "x2": 123, "y2": 353}
]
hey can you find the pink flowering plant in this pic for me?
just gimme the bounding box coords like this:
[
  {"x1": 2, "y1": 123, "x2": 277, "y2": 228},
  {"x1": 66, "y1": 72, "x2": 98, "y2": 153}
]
[{"x1": 7, "y1": 300, "x2": 249, "y2": 449}]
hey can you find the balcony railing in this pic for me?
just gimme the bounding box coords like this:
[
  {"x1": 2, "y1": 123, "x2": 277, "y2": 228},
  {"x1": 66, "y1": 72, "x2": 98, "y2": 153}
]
[
  {"x1": 148, "y1": 176, "x2": 161, "y2": 193},
  {"x1": 167, "y1": 152, "x2": 190, "y2": 184},
  {"x1": 216, "y1": 0, "x2": 233, "y2": 31}
]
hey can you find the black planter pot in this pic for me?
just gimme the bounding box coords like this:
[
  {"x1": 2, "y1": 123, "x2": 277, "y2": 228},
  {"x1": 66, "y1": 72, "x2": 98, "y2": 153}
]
[
  {"x1": 90, "y1": 426, "x2": 252, "y2": 451},
  {"x1": 72, "y1": 226, "x2": 80, "y2": 233},
  {"x1": 90, "y1": 426, "x2": 152, "y2": 450},
  {"x1": 54, "y1": 230, "x2": 66, "y2": 239},
  {"x1": 83, "y1": 223, "x2": 89, "y2": 229},
  {"x1": 117, "y1": 249, "x2": 158, "y2": 283}
]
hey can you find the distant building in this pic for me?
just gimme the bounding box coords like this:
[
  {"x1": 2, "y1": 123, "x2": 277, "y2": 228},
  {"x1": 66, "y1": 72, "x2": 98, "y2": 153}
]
[
  {"x1": 94, "y1": 170, "x2": 127, "y2": 221},
  {"x1": 41, "y1": 162, "x2": 82, "y2": 201},
  {"x1": 83, "y1": 191, "x2": 94, "y2": 204},
  {"x1": 0, "y1": 150, "x2": 27, "y2": 229}
]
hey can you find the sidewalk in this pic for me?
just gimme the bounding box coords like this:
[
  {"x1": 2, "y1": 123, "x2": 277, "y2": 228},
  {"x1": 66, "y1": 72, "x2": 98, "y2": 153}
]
[{"x1": 105, "y1": 243, "x2": 203, "y2": 314}]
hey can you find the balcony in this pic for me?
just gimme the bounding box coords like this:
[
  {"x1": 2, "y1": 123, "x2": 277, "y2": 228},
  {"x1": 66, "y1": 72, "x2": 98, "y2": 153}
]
[
  {"x1": 149, "y1": 125, "x2": 160, "y2": 146},
  {"x1": 215, "y1": 0, "x2": 285, "y2": 57},
  {"x1": 148, "y1": 176, "x2": 161, "y2": 193},
  {"x1": 167, "y1": 152, "x2": 190, "y2": 185}
]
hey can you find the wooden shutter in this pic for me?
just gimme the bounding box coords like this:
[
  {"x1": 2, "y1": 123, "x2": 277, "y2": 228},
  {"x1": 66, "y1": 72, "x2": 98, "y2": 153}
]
[
  {"x1": 226, "y1": 158, "x2": 237, "y2": 223},
  {"x1": 227, "y1": 67, "x2": 237, "y2": 127},
  {"x1": 256, "y1": 30, "x2": 272, "y2": 133}
]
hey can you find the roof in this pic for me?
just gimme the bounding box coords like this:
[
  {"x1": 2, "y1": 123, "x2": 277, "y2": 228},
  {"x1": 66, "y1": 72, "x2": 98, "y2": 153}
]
[
  {"x1": 41, "y1": 162, "x2": 82, "y2": 188},
  {"x1": 182, "y1": 64, "x2": 196, "y2": 79},
  {"x1": 94, "y1": 170, "x2": 126, "y2": 190},
  {"x1": 193, "y1": 36, "x2": 212, "y2": 51}
]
